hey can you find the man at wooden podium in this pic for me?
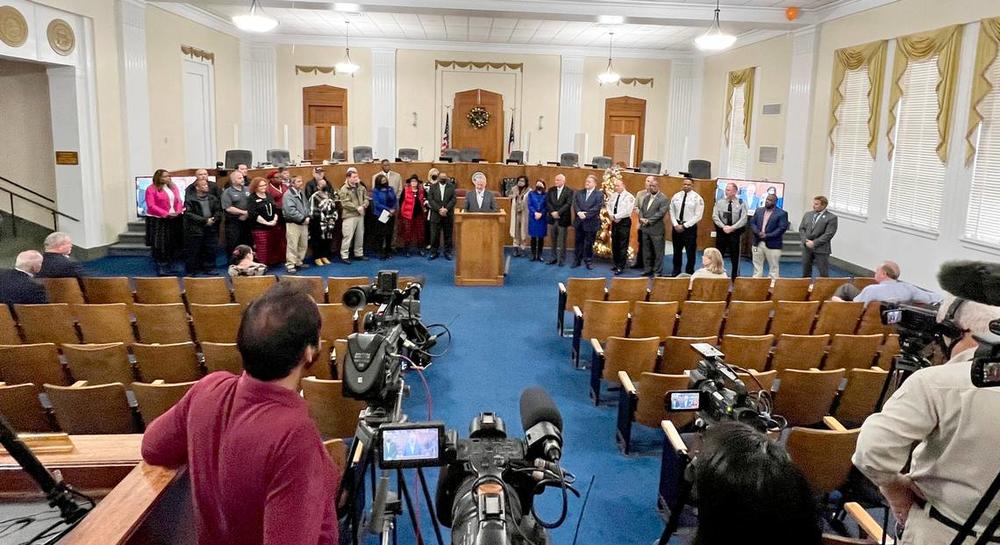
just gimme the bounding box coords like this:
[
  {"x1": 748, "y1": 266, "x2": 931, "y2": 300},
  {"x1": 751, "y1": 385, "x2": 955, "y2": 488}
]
[{"x1": 465, "y1": 172, "x2": 498, "y2": 212}]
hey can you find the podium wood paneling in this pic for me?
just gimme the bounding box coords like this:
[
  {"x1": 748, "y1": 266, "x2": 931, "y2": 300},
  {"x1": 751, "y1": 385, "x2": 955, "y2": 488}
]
[
  {"x1": 454, "y1": 210, "x2": 506, "y2": 286},
  {"x1": 452, "y1": 89, "x2": 504, "y2": 162}
]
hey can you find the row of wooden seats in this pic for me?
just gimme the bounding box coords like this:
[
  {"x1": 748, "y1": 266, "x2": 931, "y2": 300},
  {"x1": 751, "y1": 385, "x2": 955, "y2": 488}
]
[
  {"x1": 570, "y1": 299, "x2": 893, "y2": 366},
  {"x1": 37, "y1": 274, "x2": 421, "y2": 308},
  {"x1": 557, "y1": 275, "x2": 877, "y2": 332},
  {"x1": 0, "y1": 339, "x2": 352, "y2": 390},
  {"x1": 0, "y1": 301, "x2": 358, "y2": 346}
]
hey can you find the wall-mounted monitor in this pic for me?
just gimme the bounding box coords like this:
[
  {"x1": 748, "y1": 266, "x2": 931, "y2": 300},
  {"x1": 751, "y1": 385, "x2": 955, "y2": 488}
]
[
  {"x1": 714, "y1": 179, "x2": 785, "y2": 215},
  {"x1": 135, "y1": 176, "x2": 213, "y2": 216}
]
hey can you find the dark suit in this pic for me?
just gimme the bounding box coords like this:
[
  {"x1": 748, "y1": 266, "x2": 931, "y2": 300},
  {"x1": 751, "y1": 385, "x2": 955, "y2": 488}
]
[
  {"x1": 183, "y1": 193, "x2": 223, "y2": 273},
  {"x1": 184, "y1": 181, "x2": 221, "y2": 200},
  {"x1": 638, "y1": 192, "x2": 668, "y2": 274},
  {"x1": 572, "y1": 188, "x2": 604, "y2": 266},
  {"x1": 37, "y1": 252, "x2": 84, "y2": 279},
  {"x1": 0, "y1": 269, "x2": 48, "y2": 306},
  {"x1": 427, "y1": 181, "x2": 456, "y2": 255},
  {"x1": 465, "y1": 190, "x2": 498, "y2": 212},
  {"x1": 749, "y1": 207, "x2": 790, "y2": 248},
  {"x1": 799, "y1": 209, "x2": 838, "y2": 277},
  {"x1": 545, "y1": 185, "x2": 573, "y2": 264}
]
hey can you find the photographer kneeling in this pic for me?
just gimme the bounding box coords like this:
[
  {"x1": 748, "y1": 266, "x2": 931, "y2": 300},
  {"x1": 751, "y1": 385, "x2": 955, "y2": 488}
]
[{"x1": 853, "y1": 293, "x2": 1000, "y2": 544}]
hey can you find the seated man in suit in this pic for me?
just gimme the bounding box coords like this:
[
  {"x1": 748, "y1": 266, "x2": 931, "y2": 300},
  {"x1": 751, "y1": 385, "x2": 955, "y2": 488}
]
[
  {"x1": 465, "y1": 172, "x2": 498, "y2": 212},
  {"x1": 0, "y1": 250, "x2": 48, "y2": 306},
  {"x1": 572, "y1": 175, "x2": 604, "y2": 270},
  {"x1": 37, "y1": 232, "x2": 84, "y2": 279},
  {"x1": 748, "y1": 193, "x2": 789, "y2": 279}
]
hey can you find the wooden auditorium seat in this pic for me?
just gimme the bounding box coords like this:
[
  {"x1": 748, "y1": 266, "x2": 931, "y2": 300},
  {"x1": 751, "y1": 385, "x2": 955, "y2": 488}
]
[
  {"x1": 689, "y1": 277, "x2": 729, "y2": 302},
  {"x1": 649, "y1": 276, "x2": 690, "y2": 303},
  {"x1": 327, "y1": 276, "x2": 370, "y2": 307},
  {"x1": 723, "y1": 301, "x2": 773, "y2": 336},
  {"x1": 589, "y1": 336, "x2": 659, "y2": 404},
  {"x1": 833, "y1": 368, "x2": 889, "y2": 427},
  {"x1": 324, "y1": 438, "x2": 348, "y2": 472},
  {"x1": 280, "y1": 275, "x2": 328, "y2": 303},
  {"x1": 773, "y1": 368, "x2": 845, "y2": 427},
  {"x1": 0, "y1": 305, "x2": 22, "y2": 344},
  {"x1": 183, "y1": 277, "x2": 233, "y2": 305},
  {"x1": 769, "y1": 300, "x2": 820, "y2": 336},
  {"x1": 675, "y1": 301, "x2": 725, "y2": 338},
  {"x1": 189, "y1": 304, "x2": 242, "y2": 343},
  {"x1": 876, "y1": 334, "x2": 900, "y2": 370},
  {"x1": 770, "y1": 334, "x2": 830, "y2": 371},
  {"x1": 809, "y1": 277, "x2": 847, "y2": 302},
  {"x1": 40, "y1": 277, "x2": 86, "y2": 305},
  {"x1": 333, "y1": 338, "x2": 348, "y2": 379},
  {"x1": 13, "y1": 303, "x2": 80, "y2": 345},
  {"x1": 317, "y1": 304, "x2": 357, "y2": 344},
  {"x1": 62, "y1": 342, "x2": 135, "y2": 386},
  {"x1": 770, "y1": 278, "x2": 811, "y2": 301},
  {"x1": 852, "y1": 277, "x2": 877, "y2": 290},
  {"x1": 201, "y1": 342, "x2": 243, "y2": 375},
  {"x1": 857, "y1": 302, "x2": 893, "y2": 336},
  {"x1": 300, "y1": 377, "x2": 366, "y2": 439},
  {"x1": 557, "y1": 277, "x2": 606, "y2": 335},
  {"x1": 45, "y1": 381, "x2": 138, "y2": 434},
  {"x1": 74, "y1": 303, "x2": 136, "y2": 344},
  {"x1": 616, "y1": 371, "x2": 693, "y2": 454},
  {"x1": 131, "y1": 342, "x2": 203, "y2": 383},
  {"x1": 735, "y1": 369, "x2": 777, "y2": 393},
  {"x1": 232, "y1": 275, "x2": 278, "y2": 307},
  {"x1": 0, "y1": 343, "x2": 67, "y2": 390},
  {"x1": 731, "y1": 277, "x2": 771, "y2": 301},
  {"x1": 813, "y1": 301, "x2": 864, "y2": 335},
  {"x1": 607, "y1": 277, "x2": 649, "y2": 311},
  {"x1": 824, "y1": 334, "x2": 882, "y2": 370},
  {"x1": 82, "y1": 277, "x2": 134, "y2": 309},
  {"x1": 312, "y1": 339, "x2": 335, "y2": 381},
  {"x1": 628, "y1": 301, "x2": 678, "y2": 343},
  {"x1": 133, "y1": 303, "x2": 193, "y2": 344},
  {"x1": 0, "y1": 382, "x2": 52, "y2": 432},
  {"x1": 132, "y1": 380, "x2": 197, "y2": 426},
  {"x1": 659, "y1": 336, "x2": 717, "y2": 374},
  {"x1": 571, "y1": 300, "x2": 629, "y2": 367},
  {"x1": 134, "y1": 277, "x2": 184, "y2": 304},
  {"x1": 720, "y1": 334, "x2": 774, "y2": 372},
  {"x1": 786, "y1": 416, "x2": 861, "y2": 496}
]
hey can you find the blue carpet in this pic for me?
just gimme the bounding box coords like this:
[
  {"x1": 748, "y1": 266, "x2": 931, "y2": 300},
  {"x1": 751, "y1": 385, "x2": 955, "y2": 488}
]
[{"x1": 80, "y1": 251, "x2": 851, "y2": 545}]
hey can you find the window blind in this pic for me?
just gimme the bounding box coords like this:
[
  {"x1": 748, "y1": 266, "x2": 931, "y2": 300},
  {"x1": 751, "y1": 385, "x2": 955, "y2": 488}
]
[
  {"x1": 965, "y1": 56, "x2": 1000, "y2": 245},
  {"x1": 829, "y1": 67, "x2": 874, "y2": 216},
  {"x1": 725, "y1": 85, "x2": 749, "y2": 179}
]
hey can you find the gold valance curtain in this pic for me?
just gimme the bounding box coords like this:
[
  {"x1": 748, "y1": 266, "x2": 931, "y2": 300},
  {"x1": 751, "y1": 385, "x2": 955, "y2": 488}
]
[
  {"x1": 723, "y1": 67, "x2": 755, "y2": 147},
  {"x1": 966, "y1": 17, "x2": 1000, "y2": 165},
  {"x1": 886, "y1": 24, "x2": 963, "y2": 163},
  {"x1": 828, "y1": 40, "x2": 887, "y2": 158}
]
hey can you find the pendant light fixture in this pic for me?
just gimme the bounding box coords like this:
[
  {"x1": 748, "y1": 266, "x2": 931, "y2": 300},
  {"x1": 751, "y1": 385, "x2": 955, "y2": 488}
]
[
  {"x1": 335, "y1": 20, "x2": 360, "y2": 76},
  {"x1": 232, "y1": 0, "x2": 278, "y2": 33},
  {"x1": 694, "y1": 0, "x2": 737, "y2": 52},
  {"x1": 597, "y1": 32, "x2": 621, "y2": 85}
]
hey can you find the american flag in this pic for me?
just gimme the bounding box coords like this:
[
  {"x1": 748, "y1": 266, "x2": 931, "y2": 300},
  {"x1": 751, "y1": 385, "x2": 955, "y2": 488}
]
[
  {"x1": 507, "y1": 114, "x2": 515, "y2": 155},
  {"x1": 440, "y1": 113, "x2": 450, "y2": 153}
]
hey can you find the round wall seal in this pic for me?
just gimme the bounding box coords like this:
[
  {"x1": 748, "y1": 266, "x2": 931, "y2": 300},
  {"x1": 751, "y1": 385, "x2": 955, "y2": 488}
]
[
  {"x1": 0, "y1": 6, "x2": 29, "y2": 48},
  {"x1": 47, "y1": 19, "x2": 74, "y2": 56}
]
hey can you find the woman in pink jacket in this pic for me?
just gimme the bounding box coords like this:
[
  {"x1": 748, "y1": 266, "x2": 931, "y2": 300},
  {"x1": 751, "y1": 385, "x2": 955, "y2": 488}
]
[{"x1": 145, "y1": 169, "x2": 184, "y2": 275}]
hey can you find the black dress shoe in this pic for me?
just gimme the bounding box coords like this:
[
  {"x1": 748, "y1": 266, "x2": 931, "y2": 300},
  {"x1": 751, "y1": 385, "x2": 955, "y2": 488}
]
[
  {"x1": 586, "y1": 262, "x2": 594, "y2": 270},
  {"x1": 444, "y1": 252, "x2": 453, "y2": 261},
  {"x1": 546, "y1": 259, "x2": 557, "y2": 265},
  {"x1": 356, "y1": 256, "x2": 369, "y2": 261},
  {"x1": 641, "y1": 270, "x2": 654, "y2": 277},
  {"x1": 428, "y1": 253, "x2": 439, "y2": 261},
  {"x1": 558, "y1": 261, "x2": 565, "y2": 267},
  {"x1": 340, "y1": 258, "x2": 353, "y2": 265}
]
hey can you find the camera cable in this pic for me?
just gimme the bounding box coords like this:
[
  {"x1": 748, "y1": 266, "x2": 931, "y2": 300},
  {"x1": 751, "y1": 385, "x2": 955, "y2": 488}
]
[{"x1": 570, "y1": 475, "x2": 596, "y2": 545}]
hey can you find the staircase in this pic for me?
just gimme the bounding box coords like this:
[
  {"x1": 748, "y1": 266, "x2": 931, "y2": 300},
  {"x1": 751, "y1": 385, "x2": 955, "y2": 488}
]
[
  {"x1": 107, "y1": 220, "x2": 150, "y2": 257},
  {"x1": 780, "y1": 230, "x2": 803, "y2": 260}
]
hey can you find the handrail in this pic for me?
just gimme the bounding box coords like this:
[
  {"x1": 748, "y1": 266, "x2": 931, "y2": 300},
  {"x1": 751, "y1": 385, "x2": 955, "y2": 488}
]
[
  {"x1": 0, "y1": 174, "x2": 55, "y2": 203},
  {"x1": 0, "y1": 184, "x2": 79, "y2": 238}
]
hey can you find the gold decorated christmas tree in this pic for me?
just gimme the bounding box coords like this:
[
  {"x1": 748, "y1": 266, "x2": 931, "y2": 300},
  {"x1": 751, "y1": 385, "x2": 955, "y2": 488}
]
[{"x1": 593, "y1": 166, "x2": 634, "y2": 261}]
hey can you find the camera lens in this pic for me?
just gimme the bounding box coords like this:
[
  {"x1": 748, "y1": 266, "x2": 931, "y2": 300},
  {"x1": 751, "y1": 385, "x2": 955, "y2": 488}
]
[{"x1": 343, "y1": 287, "x2": 367, "y2": 309}]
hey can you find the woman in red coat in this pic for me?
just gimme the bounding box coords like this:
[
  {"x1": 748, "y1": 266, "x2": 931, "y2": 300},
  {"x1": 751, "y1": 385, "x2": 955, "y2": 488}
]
[
  {"x1": 397, "y1": 175, "x2": 426, "y2": 256},
  {"x1": 144, "y1": 169, "x2": 184, "y2": 275}
]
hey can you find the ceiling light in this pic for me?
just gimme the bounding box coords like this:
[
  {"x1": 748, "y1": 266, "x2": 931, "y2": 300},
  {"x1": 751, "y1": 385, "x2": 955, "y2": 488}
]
[
  {"x1": 694, "y1": 0, "x2": 736, "y2": 51},
  {"x1": 598, "y1": 15, "x2": 624, "y2": 25},
  {"x1": 335, "y1": 21, "x2": 360, "y2": 76},
  {"x1": 232, "y1": 0, "x2": 278, "y2": 33},
  {"x1": 597, "y1": 32, "x2": 620, "y2": 85},
  {"x1": 333, "y1": 3, "x2": 361, "y2": 13}
]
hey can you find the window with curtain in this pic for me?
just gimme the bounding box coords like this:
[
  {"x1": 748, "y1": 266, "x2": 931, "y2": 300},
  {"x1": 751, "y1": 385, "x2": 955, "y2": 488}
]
[
  {"x1": 829, "y1": 67, "x2": 874, "y2": 216},
  {"x1": 725, "y1": 85, "x2": 749, "y2": 179},
  {"x1": 965, "y1": 55, "x2": 1000, "y2": 245},
  {"x1": 886, "y1": 56, "x2": 946, "y2": 231}
]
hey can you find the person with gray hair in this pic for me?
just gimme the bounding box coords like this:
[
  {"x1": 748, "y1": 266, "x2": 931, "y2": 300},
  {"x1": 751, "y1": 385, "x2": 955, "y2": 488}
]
[
  {"x1": 0, "y1": 250, "x2": 48, "y2": 306},
  {"x1": 831, "y1": 261, "x2": 942, "y2": 305},
  {"x1": 853, "y1": 291, "x2": 1000, "y2": 544},
  {"x1": 37, "y1": 232, "x2": 84, "y2": 279},
  {"x1": 465, "y1": 172, "x2": 497, "y2": 212}
]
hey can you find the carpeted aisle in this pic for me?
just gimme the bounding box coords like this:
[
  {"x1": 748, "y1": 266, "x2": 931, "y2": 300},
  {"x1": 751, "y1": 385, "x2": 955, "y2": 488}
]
[{"x1": 82, "y1": 251, "x2": 851, "y2": 545}]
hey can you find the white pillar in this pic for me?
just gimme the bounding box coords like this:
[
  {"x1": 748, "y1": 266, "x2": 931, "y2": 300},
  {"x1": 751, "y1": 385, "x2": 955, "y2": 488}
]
[
  {"x1": 558, "y1": 55, "x2": 584, "y2": 159},
  {"x1": 666, "y1": 56, "x2": 704, "y2": 176},
  {"x1": 781, "y1": 26, "x2": 818, "y2": 221},
  {"x1": 116, "y1": 0, "x2": 151, "y2": 221},
  {"x1": 240, "y1": 41, "x2": 277, "y2": 164},
  {"x1": 371, "y1": 48, "x2": 397, "y2": 161}
]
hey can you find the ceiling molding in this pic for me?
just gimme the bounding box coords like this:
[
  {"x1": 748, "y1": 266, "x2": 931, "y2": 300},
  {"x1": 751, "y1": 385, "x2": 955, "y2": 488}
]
[
  {"x1": 152, "y1": 2, "x2": 242, "y2": 37},
  {"x1": 814, "y1": 0, "x2": 901, "y2": 24}
]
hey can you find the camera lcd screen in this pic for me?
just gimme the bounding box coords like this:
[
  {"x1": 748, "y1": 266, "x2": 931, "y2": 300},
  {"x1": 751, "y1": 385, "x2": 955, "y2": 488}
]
[
  {"x1": 882, "y1": 309, "x2": 903, "y2": 325},
  {"x1": 667, "y1": 391, "x2": 701, "y2": 411},
  {"x1": 973, "y1": 360, "x2": 1000, "y2": 388},
  {"x1": 379, "y1": 423, "x2": 445, "y2": 469}
]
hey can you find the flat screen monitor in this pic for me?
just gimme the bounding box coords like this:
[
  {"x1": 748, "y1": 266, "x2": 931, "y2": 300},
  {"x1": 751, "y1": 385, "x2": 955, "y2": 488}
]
[
  {"x1": 135, "y1": 176, "x2": 211, "y2": 217},
  {"x1": 714, "y1": 179, "x2": 785, "y2": 215}
]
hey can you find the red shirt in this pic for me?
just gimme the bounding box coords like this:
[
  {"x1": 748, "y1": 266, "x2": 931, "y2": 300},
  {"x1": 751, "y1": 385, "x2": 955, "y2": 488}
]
[{"x1": 142, "y1": 372, "x2": 339, "y2": 545}]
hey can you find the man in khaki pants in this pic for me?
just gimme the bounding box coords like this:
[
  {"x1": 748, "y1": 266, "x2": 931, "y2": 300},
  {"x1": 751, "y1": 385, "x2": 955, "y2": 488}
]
[
  {"x1": 282, "y1": 176, "x2": 310, "y2": 273},
  {"x1": 337, "y1": 169, "x2": 369, "y2": 263}
]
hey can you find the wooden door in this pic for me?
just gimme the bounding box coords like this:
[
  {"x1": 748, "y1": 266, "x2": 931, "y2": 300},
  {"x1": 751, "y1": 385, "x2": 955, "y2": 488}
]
[
  {"x1": 303, "y1": 85, "x2": 347, "y2": 162},
  {"x1": 452, "y1": 89, "x2": 504, "y2": 162},
  {"x1": 603, "y1": 96, "x2": 646, "y2": 167}
]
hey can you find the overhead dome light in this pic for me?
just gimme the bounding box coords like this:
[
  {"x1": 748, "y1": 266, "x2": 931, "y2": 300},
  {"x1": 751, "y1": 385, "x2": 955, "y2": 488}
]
[
  {"x1": 232, "y1": 0, "x2": 278, "y2": 33},
  {"x1": 597, "y1": 32, "x2": 620, "y2": 85},
  {"x1": 335, "y1": 20, "x2": 360, "y2": 75},
  {"x1": 694, "y1": 0, "x2": 736, "y2": 51}
]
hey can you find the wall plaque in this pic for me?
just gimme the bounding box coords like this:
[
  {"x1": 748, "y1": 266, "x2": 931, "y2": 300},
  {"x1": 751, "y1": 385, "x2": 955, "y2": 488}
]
[
  {"x1": 47, "y1": 19, "x2": 75, "y2": 56},
  {"x1": 0, "y1": 6, "x2": 28, "y2": 48},
  {"x1": 55, "y1": 151, "x2": 79, "y2": 165}
]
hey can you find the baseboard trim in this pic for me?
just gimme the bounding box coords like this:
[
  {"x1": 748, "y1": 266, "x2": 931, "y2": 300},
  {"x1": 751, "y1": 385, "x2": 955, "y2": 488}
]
[
  {"x1": 830, "y1": 256, "x2": 873, "y2": 277},
  {"x1": 73, "y1": 245, "x2": 110, "y2": 262}
]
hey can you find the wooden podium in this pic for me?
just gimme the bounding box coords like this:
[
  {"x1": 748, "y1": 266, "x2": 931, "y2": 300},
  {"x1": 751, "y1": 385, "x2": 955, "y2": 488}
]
[{"x1": 454, "y1": 209, "x2": 506, "y2": 286}]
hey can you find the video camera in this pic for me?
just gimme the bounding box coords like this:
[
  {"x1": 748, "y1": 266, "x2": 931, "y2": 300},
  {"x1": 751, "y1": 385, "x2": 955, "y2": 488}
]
[
  {"x1": 666, "y1": 343, "x2": 781, "y2": 433},
  {"x1": 880, "y1": 302, "x2": 955, "y2": 373},
  {"x1": 373, "y1": 388, "x2": 577, "y2": 545},
  {"x1": 342, "y1": 271, "x2": 437, "y2": 410}
]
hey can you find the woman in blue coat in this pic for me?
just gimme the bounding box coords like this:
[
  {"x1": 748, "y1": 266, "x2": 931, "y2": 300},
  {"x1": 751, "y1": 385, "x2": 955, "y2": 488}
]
[{"x1": 526, "y1": 179, "x2": 549, "y2": 261}]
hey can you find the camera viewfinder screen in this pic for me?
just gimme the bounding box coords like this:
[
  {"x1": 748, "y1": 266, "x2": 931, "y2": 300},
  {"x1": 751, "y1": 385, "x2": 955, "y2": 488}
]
[
  {"x1": 381, "y1": 427, "x2": 441, "y2": 465},
  {"x1": 669, "y1": 391, "x2": 700, "y2": 411},
  {"x1": 883, "y1": 309, "x2": 903, "y2": 325}
]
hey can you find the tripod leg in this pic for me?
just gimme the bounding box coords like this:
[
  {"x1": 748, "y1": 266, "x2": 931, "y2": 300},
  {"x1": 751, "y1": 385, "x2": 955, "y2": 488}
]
[
  {"x1": 417, "y1": 468, "x2": 445, "y2": 545},
  {"x1": 397, "y1": 469, "x2": 425, "y2": 545}
]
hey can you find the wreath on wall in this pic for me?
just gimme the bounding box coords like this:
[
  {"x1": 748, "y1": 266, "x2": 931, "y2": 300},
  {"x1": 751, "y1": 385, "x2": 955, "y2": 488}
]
[{"x1": 467, "y1": 106, "x2": 490, "y2": 129}]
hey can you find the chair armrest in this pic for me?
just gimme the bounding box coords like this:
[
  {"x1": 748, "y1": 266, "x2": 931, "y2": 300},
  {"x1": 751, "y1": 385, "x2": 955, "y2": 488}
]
[
  {"x1": 71, "y1": 380, "x2": 88, "y2": 388},
  {"x1": 558, "y1": 282, "x2": 567, "y2": 295},
  {"x1": 590, "y1": 338, "x2": 604, "y2": 356},
  {"x1": 0, "y1": 382, "x2": 5, "y2": 387},
  {"x1": 573, "y1": 305, "x2": 583, "y2": 319},
  {"x1": 619, "y1": 371, "x2": 636, "y2": 395},
  {"x1": 152, "y1": 379, "x2": 165, "y2": 385},
  {"x1": 845, "y1": 502, "x2": 892, "y2": 544},
  {"x1": 660, "y1": 420, "x2": 687, "y2": 455},
  {"x1": 823, "y1": 416, "x2": 848, "y2": 432}
]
